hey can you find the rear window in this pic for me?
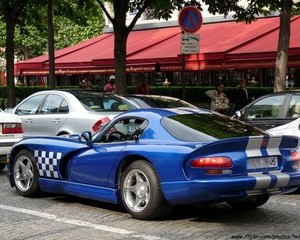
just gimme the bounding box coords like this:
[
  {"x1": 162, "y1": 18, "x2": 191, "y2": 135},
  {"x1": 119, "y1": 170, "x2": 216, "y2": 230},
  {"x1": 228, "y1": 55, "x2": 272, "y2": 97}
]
[
  {"x1": 161, "y1": 113, "x2": 265, "y2": 141},
  {"x1": 72, "y1": 92, "x2": 138, "y2": 112}
]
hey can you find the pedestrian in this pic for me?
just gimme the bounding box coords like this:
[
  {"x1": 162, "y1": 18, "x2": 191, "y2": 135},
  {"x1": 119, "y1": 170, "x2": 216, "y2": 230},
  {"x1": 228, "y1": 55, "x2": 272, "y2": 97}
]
[
  {"x1": 233, "y1": 79, "x2": 253, "y2": 111},
  {"x1": 79, "y1": 78, "x2": 87, "y2": 88},
  {"x1": 205, "y1": 82, "x2": 230, "y2": 115},
  {"x1": 136, "y1": 79, "x2": 150, "y2": 94},
  {"x1": 86, "y1": 79, "x2": 93, "y2": 90},
  {"x1": 104, "y1": 75, "x2": 117, "y2": 93}
]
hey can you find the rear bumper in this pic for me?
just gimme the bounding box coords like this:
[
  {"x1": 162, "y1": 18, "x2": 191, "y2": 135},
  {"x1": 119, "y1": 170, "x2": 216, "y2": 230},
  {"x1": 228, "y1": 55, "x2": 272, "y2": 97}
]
[{"x1": 161, "y1": 171, "x2": 300, "y2": 205}]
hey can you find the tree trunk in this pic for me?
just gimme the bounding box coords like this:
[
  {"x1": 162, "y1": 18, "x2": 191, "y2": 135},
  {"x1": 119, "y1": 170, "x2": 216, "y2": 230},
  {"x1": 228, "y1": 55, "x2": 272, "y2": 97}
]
[
  {"x1": 110, "y1": 0, "x2": 129, "y2": 96},
  {"x1": 113, "y1": 28, "x2": 128, "y2": 95},
  {"x1": 274, "y1": 0, "x2": 293, "y2": 92},
  {"x1": 5, "y1": 17, "x2": 16, "y2": 108},
  {"x1": 48, "y1": 0, "x2": 56, "y2": 89}
]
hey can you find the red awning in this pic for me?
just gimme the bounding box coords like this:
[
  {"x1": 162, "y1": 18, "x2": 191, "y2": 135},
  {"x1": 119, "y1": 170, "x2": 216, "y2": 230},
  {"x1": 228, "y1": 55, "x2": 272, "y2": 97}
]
[{"x1": 15, "y1": 15, "x2": 300, "y2": 76}]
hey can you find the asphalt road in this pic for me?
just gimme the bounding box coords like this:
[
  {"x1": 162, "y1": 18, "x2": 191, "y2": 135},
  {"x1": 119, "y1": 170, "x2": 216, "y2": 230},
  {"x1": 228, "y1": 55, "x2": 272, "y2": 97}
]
[{"x1": 1, "y1": 167, "x2": 300, "y2": 240}]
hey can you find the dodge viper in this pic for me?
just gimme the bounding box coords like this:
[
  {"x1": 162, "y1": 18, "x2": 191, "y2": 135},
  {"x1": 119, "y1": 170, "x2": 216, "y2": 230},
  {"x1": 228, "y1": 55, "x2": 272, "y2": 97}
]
[{"x1": 7, "y1": 108, "x2": 300, "y2": 220}]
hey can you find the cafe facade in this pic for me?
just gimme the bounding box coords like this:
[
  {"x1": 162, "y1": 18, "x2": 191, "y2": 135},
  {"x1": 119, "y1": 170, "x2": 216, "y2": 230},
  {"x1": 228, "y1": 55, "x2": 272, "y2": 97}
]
[{"x1": 14, "y1": 15, "x2": 300, "y2": 88}]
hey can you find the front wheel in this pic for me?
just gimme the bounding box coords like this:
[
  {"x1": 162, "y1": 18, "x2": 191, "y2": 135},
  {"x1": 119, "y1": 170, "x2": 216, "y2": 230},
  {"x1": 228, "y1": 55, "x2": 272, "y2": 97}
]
[
  {"x1": 120, "y1": 160, "x2": 173, "y2": 220},
  {"x1": 227, "y1": 195, "x2": 270, "y2": 209},
  {"x1": 13, "y1": 150, "x2": 41, "y2": 197}
]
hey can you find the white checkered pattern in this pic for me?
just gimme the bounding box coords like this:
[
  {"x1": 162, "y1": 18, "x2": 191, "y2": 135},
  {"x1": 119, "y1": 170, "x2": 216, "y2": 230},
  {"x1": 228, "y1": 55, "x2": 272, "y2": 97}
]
[{"x1": 34, "y1": 150, "x2": 62, "y2": 179}]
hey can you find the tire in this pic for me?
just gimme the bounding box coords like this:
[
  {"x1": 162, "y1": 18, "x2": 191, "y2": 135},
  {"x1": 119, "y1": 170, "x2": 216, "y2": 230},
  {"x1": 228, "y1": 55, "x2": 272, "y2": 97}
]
[
  {"x1": 227, "y1": 195, "x2": 270, "y2": 209},
  {"x1": 0, "y1": 163, "x2": 6, "y2": 170},
  {"x1": 12, "y1": 150, "x2": 42, "y2": 197},
  {"x1": 120, "y1": 160, "x2": 173, "y2": 220}
]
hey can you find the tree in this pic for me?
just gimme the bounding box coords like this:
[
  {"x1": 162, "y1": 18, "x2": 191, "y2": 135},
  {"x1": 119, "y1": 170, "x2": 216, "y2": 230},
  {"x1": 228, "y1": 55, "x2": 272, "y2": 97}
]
[
  {"x1": 0, "y1": 0, "x2": 104, "y2": 106},
  {"x1": 95, "y1": 0, "x2": 201, "y2": 95},
  {"x1": 203, "y1": 0, "x2": 300, "y2": 92},
  {"x1": 0, "y1": 4, "x2": 104, "y2": 60},
  {"x1": 0, "y1": 0, "x2": 31, "y2": 107}
]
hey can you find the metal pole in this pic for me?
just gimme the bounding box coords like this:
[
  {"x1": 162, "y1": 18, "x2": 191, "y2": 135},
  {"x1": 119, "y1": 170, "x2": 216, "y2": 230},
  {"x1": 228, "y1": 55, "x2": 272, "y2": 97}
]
[{"x1": 181, "y1": 31, "x2": 186, "y2": 100}]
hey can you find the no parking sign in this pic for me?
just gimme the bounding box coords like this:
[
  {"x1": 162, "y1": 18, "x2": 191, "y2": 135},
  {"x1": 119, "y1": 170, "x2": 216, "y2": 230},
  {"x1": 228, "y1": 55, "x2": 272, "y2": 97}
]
[
  {"x1": 179, "y1": 6, "x2": 202, "y2": 54},
  {"x1": 178, "y1": 6, "x2": 202, "y2": 33}
]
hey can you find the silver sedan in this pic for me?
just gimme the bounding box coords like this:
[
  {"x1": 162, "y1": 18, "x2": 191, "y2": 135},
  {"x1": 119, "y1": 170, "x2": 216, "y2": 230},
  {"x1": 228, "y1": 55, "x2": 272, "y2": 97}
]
[{"x1": 10, "y1": 89, "x2": 138, "y2": 137}]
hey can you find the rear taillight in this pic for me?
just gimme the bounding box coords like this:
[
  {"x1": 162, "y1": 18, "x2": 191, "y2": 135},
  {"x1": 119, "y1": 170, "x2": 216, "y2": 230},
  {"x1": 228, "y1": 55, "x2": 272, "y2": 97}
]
[
  {"x1": 2, "y1": 123, "x2": 23, "y2": 134},
  {"x1": 291, "y1": 150, "x2": 300, "y2": 161},
  {"x1": 190, "y1": 157, "x2": 233, "y2": 168},
  {"x1": 92, "y1": 117, "x2": 110, "y2": 132}
]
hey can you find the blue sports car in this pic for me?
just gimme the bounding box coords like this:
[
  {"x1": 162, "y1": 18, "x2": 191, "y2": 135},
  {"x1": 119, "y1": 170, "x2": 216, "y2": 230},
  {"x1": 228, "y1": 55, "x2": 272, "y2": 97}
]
[{"x1": 7, "y1": 108, "x2": 300, "y2": 220}]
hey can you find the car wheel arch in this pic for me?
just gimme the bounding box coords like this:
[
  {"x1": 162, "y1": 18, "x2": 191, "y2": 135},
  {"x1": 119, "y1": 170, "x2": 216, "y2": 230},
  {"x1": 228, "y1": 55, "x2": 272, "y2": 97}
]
[
  {"x1": 57, "y1": 131, "x2": 70, "y2": 136},
  {"x1": 116, "y1": 155, "x2": 153, "y2": 189},
  {"x1": 8, "y1": 146, "x2": 34, "y2": 184}
]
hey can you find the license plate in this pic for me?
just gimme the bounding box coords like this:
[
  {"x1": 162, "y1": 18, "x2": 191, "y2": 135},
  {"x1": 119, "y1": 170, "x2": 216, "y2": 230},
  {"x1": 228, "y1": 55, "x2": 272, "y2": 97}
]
[{"x1": 247, "y1": 156, "x2": 278, "y2": 170}]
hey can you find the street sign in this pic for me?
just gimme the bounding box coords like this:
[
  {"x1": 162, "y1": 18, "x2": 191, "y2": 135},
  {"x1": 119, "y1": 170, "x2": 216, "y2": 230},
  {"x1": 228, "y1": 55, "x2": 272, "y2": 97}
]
[
  {"x1": 178, "y1": 6, "x2": 203, "y2": 33},
  {"x1": 181, "y1": 33, "x2": 200, "y2": 54}
]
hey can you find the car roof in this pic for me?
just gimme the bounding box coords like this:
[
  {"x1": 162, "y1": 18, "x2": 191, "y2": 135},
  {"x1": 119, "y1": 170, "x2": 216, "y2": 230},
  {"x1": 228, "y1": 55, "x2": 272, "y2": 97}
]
[
  {"x1": 126, "y1": 94, "x2": 181, "y2": 100},
  {"x1": 262, "y1": 90, "x2": 300, "y2": 95},
  {"x1": 117, "y1": 107, "x2": 210, "y2": 119},
  {"x1": 31, "y1": 89, "x2": 116, "y2": 96}
]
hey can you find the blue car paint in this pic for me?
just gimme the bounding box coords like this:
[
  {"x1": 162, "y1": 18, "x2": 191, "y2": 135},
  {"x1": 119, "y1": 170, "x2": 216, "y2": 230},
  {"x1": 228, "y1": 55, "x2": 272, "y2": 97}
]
[{"x1": 7, "y1": 108, "x2": 300, "y2": 207}]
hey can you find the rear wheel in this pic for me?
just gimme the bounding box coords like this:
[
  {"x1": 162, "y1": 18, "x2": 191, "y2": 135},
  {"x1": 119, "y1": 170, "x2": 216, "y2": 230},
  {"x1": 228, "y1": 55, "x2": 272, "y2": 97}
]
[
  {"x1": 120, "y1": 160, "x2": 173, "y2": 220},
  {"x1": 227, "y1": 195, "x2": 269, "y2": 209},
  {"x1": 13, "y1": 150, "x2": 41, "y2": 197}
]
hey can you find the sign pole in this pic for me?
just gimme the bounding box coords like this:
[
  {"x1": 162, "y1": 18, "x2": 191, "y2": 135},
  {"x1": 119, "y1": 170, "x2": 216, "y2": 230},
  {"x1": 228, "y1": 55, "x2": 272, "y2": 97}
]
[
  {"x1": 178, "y1": 6, "x2": 202, "y2": 101},
  {"x1": 181, "y1": 31, "x2": 186, "y2": 100}
]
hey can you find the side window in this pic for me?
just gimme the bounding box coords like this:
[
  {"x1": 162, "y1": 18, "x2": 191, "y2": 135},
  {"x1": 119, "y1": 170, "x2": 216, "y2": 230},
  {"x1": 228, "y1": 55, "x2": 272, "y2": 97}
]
[
  {"x1": 15, "y1": 94, "x2": 45, "y2": 115},
  {"x1": 100, "y1": 118, "x2": 148, "y2": 143},
  {"x1": 287, "y1": 95, "x2": 300, "y2": 118},
  {"x1": 244, "y1": 95, "x2": 285, "y2": 119},
  {"x1": 40, "y1": 94, "x2": 66, "y2": 114},
  {"x1": 58, "y1": 99, "x2": 69, "y2": 113}
]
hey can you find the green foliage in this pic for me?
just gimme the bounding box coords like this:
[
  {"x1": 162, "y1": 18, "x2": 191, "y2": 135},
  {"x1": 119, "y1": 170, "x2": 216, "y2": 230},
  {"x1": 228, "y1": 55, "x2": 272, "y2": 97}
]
[
  {"x1": 55, "y1": 15, "x2": 104, "y2": 50},
  {"x1": 0, "y1": 0, "x2": 104, "y2": 59}
]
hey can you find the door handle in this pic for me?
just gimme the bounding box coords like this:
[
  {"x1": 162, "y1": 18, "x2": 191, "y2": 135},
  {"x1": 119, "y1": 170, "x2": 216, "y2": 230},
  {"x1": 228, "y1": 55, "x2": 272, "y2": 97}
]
[
  {"x1": 52, "y1": 119, "x2": 61, "y2": 123},
  {"x1": 25, "y1": 119, "x2": 32, "y2": 123}
]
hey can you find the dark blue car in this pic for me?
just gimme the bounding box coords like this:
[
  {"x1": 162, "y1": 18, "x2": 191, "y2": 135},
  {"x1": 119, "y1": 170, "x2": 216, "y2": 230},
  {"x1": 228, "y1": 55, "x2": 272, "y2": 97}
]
[{"x1": 7, "y1": 108, "x2": 300, "y2": 220}]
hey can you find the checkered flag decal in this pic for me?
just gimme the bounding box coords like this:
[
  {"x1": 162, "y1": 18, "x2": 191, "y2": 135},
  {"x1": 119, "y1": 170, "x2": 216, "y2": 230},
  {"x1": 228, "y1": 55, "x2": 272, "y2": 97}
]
[{"x1": 34, "y1": 150, "x2": 62, "y2": 179}]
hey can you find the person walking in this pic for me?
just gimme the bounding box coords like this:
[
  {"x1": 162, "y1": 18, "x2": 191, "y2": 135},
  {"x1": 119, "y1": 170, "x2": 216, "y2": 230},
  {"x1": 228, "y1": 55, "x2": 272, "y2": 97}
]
[
  {"x1": 233, "y1": 79, "x2": 252, "y2": 111},
  {"x1": 104, "y1": 75, "x2": 117, "y2": 93},
  {"x1": 205, "y1": 82, "x2": 230, "y2": 115}
]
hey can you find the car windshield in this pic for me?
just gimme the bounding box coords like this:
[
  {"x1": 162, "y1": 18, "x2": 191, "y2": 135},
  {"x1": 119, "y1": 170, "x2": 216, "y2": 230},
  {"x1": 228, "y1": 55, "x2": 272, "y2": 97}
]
[
  {"x1": 132, "y1": 96, "x2": 196, "y2": 108},
  {"x1": 161, "y1": 113, "x2": 265, "y2": 141},
  {"x1": 72, "y1": 92, "x2": 138, "y2": 112}
]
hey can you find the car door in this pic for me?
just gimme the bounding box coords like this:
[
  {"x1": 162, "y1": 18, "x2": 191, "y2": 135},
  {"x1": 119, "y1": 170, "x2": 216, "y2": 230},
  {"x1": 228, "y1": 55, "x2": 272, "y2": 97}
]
[
  {"x1": 14, "y1": 94, "x2": 46, "y2": 135},
  {"x1": 241, "y1": 94, "x2": 288, "y2": 130},
  {"x1": 31, "y1": 94, "x2": 69, "y2": 136},
  {"x1": 68, "y1": 117, "x2": 146, "y2": 188}
]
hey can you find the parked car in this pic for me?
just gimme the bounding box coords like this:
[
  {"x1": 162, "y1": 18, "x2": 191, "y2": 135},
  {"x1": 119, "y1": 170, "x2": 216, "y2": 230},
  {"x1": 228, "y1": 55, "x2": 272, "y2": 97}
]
[
  {"x1": 7, "y1": 89, "x2": 138, "y2": 136},
  {"x1": 0, "y1": 109, "x2": 23, "y2": 170},
  {"x1": 267, "y1": 117, "x2": 300, "y2": 137},
  {"x1": 234, "y1": 90, "x2": 300, "y2": 130},
  {"x1": 124, "y1": 94, "x2": 198, "y2": 108},
  {"x1": 7, "y1": 108, "x2": 300, "y2": 220}
]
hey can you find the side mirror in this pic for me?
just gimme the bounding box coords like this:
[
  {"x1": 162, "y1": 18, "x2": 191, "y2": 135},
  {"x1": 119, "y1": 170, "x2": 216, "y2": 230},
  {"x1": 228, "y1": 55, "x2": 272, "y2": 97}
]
[
  {"x1": 79, "y1": 131, "x2": 93, "y2": 146},
  {"x1": 235, "y1": 110, "x2": 242, "y2": 119}
]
